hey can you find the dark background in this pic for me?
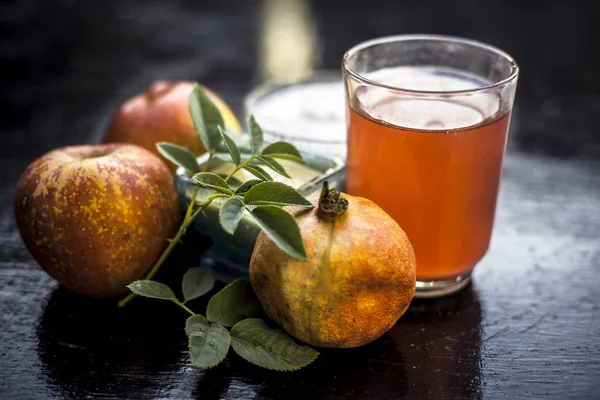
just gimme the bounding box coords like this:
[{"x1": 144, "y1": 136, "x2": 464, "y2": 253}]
[{"x1": 1, "y1": 0, "x2": 599, "y2": 399}]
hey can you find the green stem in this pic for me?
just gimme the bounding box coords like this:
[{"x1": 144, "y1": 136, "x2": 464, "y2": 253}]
[
  {"x1": 181, "y1": 151, "x2": 213, "y2": 233},
  {"x1": 189, "y1": 193, "x2": 228, "y2": 220},
  {"x1": 118, "y1": 191, "x2": 227, "y2": 308},
  {"x1": 224, "y1": 156, "x2": 255, "y2": 183},
  {"x1": 184, "y1": 184, "x2": 200, "y2": 222},
  {"x1": 172, "y1": 300, "x2": 195, "y2": 316}
]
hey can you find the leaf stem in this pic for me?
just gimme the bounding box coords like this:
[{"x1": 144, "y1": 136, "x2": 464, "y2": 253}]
[
  {"x1": 184, "y1": 184, "x2": 200, "y2": 222},
  {"x1": 224, "y1": 156, "x2": 255, "y2": 183},
  {"x1": 172, "y1": 300, "x2": 196, "y2": 315},
  {"x1": 118, "y1": 191, "x2": 227, "y2": 308}
]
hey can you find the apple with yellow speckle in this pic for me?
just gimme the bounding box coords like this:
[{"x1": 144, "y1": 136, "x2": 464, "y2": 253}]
[{"x1": 14, "y1": 143, "x2": 181, "y2": 297}]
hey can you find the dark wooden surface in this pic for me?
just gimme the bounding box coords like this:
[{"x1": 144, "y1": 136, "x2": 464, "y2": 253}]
[{"x1": 1, "y1": 0, "x2": 599, "y2": 399}]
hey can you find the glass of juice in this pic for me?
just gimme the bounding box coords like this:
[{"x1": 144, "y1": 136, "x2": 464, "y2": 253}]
[{"x1": 343, "y1": 35, "x2": 518, "y2": 297}]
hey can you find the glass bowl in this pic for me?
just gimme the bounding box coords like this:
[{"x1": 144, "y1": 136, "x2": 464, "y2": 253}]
[{"x1": 244, "y1": 71, "x2": 347, "y2": 160}]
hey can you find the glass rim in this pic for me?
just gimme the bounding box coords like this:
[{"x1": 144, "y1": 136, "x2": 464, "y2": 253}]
[{"x1": 342, "y1": 34, "x2": 519, "y2": 96}]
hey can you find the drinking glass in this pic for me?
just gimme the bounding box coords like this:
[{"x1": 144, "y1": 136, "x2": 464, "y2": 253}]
[{"x1": 343, "y1": 35, "x2": 518, "y2": 297}]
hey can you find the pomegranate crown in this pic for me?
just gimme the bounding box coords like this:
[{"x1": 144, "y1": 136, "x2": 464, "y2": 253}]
[{"x1": 317, "y1": 181, "x2": 348, "y2": 222}]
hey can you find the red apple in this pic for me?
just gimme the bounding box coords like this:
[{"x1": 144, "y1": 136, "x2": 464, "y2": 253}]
[
  {"x1": 103, "y1": 81, "x2": 242, "y2": 171},
  {"x1": 14, "y1": 144, "x2": 182, "y2": 298}
]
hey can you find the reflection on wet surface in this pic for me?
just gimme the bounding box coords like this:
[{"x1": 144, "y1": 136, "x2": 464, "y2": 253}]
[
  {"x1": 196, "y1": 288, "x2": 482, "y2": 399},
  {"x1": 36, "y1": 275, "x2": 482, "y2": 399},
  {"x1": 37, "y1": 287, "x2": 188, "y2": 398}
]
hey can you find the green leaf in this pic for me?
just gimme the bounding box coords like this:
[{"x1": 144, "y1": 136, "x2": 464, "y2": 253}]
[
  {"x1": 127, "y1": 280, "x2": 177, "y2": 301},
  {"x1": 182, "y1": 267, "x2": 216, "y2": 303},
  {"x1": 186, "y1": 315, "x2": 231, "y2": 369},
  {"x1": 185, "y1": 314, "x2": 210, "y2": 337},
  {"x1": 247, "y1": 115, "x2": 264, "y2": 154},
  {"x1": 261, "y1": 141, "x2": 305, "y2": 163},
  {"x1": 156, "y1": 143, "x2": 201, "y2": 174},
  {"x1": 234, "y1": 179, "x2": 263, "y2": 195},
  {"x1": 206, "y1": 279, "x2": 261, "y2": 327},
  {"x1": 219, "y1": 197, "x2": 245, "y2": 235},
  {"x1": 218, "y1": 126, "x2": 241, "y2": 166},
  {"x1": 250, "y1": 206, "x2": 308, "y2": 260},
  {"x1": 189, "y1": 84, "x2": 224, "y2": 152},
  {"x1": 191, "y1": 172, "x2": 234, "y2": 195},
  {"x1": 230, "y1": 319, "x2": 319, "y2": 371},
  {"x1": 244, "y1": 182, "x2": 313, "y2": 207},
  {"x1": 242, "y1": 165, "x2": 273, "y2": 181},
  {"x1": 255, "y1": 156, "x2": 291, "y2": 178}
]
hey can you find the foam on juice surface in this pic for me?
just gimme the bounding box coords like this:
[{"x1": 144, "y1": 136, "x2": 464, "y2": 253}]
[{"x1": 357, "y1": 66, "x2": 501, "y2": 131}]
